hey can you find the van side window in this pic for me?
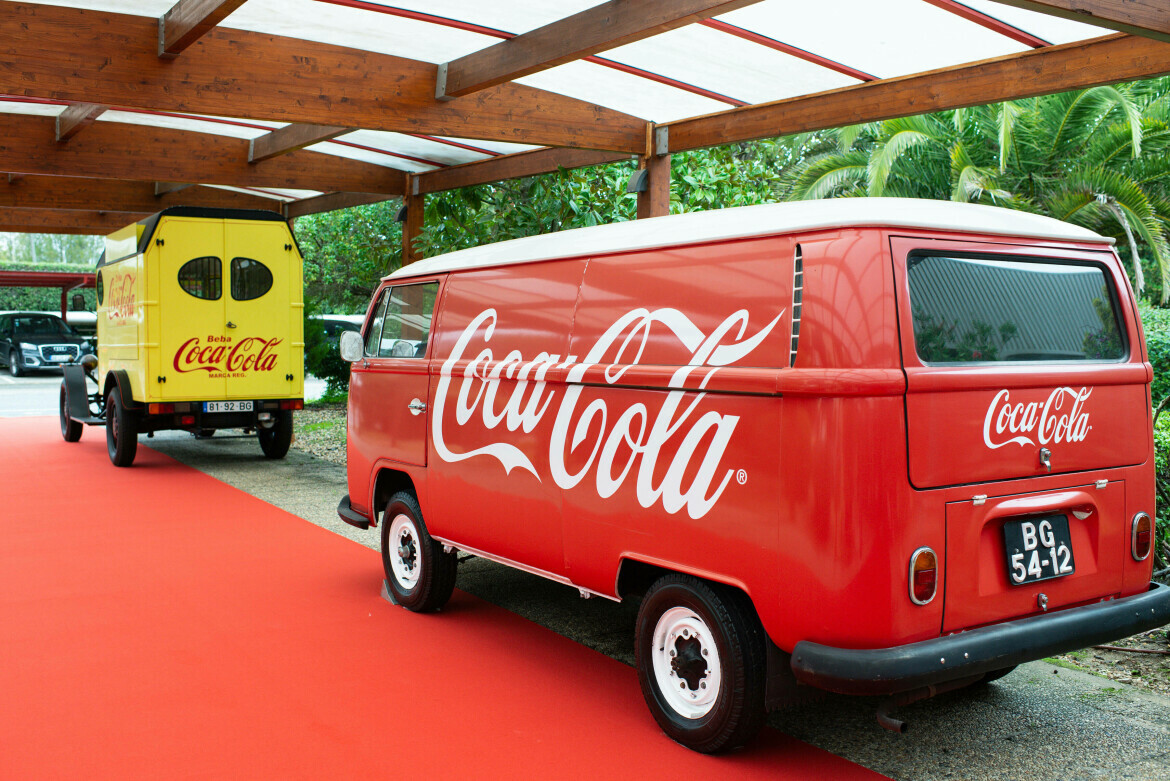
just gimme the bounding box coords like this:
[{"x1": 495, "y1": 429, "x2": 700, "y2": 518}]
[
  {"x1": 378, "y1": 282, "x2": 438, "y2": 358},
  {"x1": 364, "y1": 290, "x2": 389, "y2": 357},
  {"x1": 908, "y1": 253, "x2": 1125, "y2": 364},
  {"x1": 177, "y1": 257, "x2": 222, "y2": 301},
  {"x1": 230, "y1": 258, "x2": 273, "y2": 301}
]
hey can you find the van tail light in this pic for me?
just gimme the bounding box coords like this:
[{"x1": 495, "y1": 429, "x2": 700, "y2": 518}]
[
  {"x1": 1132, "y1": 513, "x2": 1153, "y2": 561},
  {"x1": 148, "y1": 403, "x2": 175, "y2": 414},
  {"x1": 280, "y1": 400, "x2": 304, "y2": 410},
  {"x1": 909, "y1": 547, "x2": 938, "y2": 606}
]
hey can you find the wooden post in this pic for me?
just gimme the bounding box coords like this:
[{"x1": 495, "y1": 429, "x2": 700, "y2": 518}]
[
  {"x1": 636, "y1": 153, "x2": 671, "y2": 219},
  {"x1": 400, "y1": 175, "x2": 424, "y2": 268}
]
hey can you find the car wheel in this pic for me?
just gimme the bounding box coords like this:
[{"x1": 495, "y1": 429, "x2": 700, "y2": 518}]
[
  {"x1": 60, "y1": 382, "x2": 83, "y2": 442},
  {"x1": 257, "y1": 410, "x2": 292, "y2": 459},
  {"x1": 635, "y1": 574, "x2": 767, "y2": 754},
  {"x1": 105, "y1": 385, "x2": 138, "y2": 467},
  {"x1": 381, "y1": 490, "x2": 457, "y2": 612},
  {"x1": 9, "y1": 350, "x2": 25, "y2": 378}
]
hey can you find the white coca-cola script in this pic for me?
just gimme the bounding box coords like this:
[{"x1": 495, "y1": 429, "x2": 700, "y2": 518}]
[
  {"x1": 982, "y1": 387, "x2": 1092, "y2": 449},
  {"x1": 432, "y1": 307, "x2": 784, "y2": 520}
]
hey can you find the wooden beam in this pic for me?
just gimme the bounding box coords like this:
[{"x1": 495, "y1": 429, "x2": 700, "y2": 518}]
[
  {"x1": 0, "y1": 208, "x2": 151, "y2": 235},
  {"x1": 665, "y1": 33, "x2": 1170, "y2": 152},
  {"x1": 984, "y1": 0, "x2": 1170, "y2": 43},
  {"x1": 0, "y1": 176, "x2": 281, "y2": 213},
  {"x1": 438, "y1": 0, "x2": 762, "y2": 98},
  {"x1": 154, "y1": 181, "x2": 192, "y2": 196},
  {"x1": 636, "y1": 154, "x2": 672, "y2": 219},
  {"x1": 416, "y1": 147, "x2": 630, "y2": 194},
  {"x1": 250, "y1": 125, "x2": 351, "y2": 163},
  {"x1": 0, "y1": 114, "x2": 405, "y2": 194},
  {"x1": 159, "y1": 0, "x2": 248, "y2": 57},
  {"x1": 285, "y1": 192, "x2": 396, "y2": 219},
  {"x1": 55, "y1": 103, "x2": 107, "y2": 142},
  {"x1": 401, "y1": 177, "x2": 424, "y2": 267},
  {"x1": 0, "y1": 2, "x2": 645, "y2": 153}
]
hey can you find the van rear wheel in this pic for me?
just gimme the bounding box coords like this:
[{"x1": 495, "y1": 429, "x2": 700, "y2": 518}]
[
  {"x1": 635, "y1": 574, "x2": 767, "y2": 754},
  {"x1": 257, "y1": 410, "x2": 292, "y2": 459},
  {"x1": 381, "y1": 490, "x2": 456, "y2": 613},
  {"x1": 105, "y1": 385, "x2": 138, "y2": 467},
  {"x1": 60, "y1": 382, "x2": 82, "y2": 442}
]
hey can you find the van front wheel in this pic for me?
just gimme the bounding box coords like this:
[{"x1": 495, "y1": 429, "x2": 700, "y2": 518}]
[
  {"x1": 381, "y1": 491, "x2": 456, "y2": 613},
  {"x1": 635, "y1": 574, "x2": 767, "y2": 753},
  {"x1": 105, "y1": 386, "x2": 138, "y2": 467},
  {"x1": 257, "y1": 410, "x2": 292, "y2": 459}
]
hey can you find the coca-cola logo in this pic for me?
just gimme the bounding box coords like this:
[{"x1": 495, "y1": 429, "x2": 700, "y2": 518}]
[
  {"x1": 173, "y1": 336, "x2": 283, "y2": 375},
  {"x1": 432, "y1": 307, "x2": 784, "y2": 520},
  {"x1": 982, "y1": 387, "x2": 1092, "y2": 449},
  {"x1": 106, "y1": 274, "x2": 136, "y2": 324}
]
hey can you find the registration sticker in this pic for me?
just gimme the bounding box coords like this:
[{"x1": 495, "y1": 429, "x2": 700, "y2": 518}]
[
  {"x1": 1003, "y1": 514, "x2": 1075, "y2": 585},
  {"x1": 203, "y1": 401, "x2": 253, "y2": 413}
]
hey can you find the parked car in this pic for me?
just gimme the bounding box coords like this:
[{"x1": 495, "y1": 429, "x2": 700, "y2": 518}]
[
  {"x1": 0, "y1": 311, "x2": 93, "y2": 376},
  {"x1": 316, "y1": 315, "x2": 362, "y2": 346}
]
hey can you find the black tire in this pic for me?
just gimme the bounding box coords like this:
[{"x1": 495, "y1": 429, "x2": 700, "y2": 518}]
[
  {"x1": 9, "y1": 350, "x2": 25, "y2": 378},
  {"x1": 258, "y1": 410, "x2": 292, "y2": 459},
  {"x1": 59, "y1": 382, "x2": 82, "y2": 442},
  {"x1": 194, "y1": 428, "x2": 217, "y2": 439},
  {"x1": 635, "y1": 574, "x2": 767, "y2": 754},
  {"x1": 380, "y1": 490, "x2": 457, "y2": 613},
  {"x1": 105, "y1": 385, "x2": 138, "y2": 467}
]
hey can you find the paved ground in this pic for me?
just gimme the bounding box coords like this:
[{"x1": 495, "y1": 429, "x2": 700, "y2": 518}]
[{"x1": 4, "y1": 372, "x2": 1169, "y2": 779}]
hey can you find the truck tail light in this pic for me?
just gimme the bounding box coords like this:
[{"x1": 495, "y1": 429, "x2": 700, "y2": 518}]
[
  {"x1": 1132, "y1": 513, "x2": 1153, "y2": 561},
  {"x1": 280, "y1": 400, "x2": 304, "y2": 410},
  {"x1": 909, "y1": 547, "x2": 938, "y2": 606},
  {"x1": 180, "y1": 415, "x2": 195, "y2": 426},
  {"x1": 148, "y1": 403, "x2": 175, "y2": 414}
]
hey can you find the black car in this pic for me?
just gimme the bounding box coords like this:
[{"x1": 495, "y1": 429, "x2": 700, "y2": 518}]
[{"x1": 0, "y1": 312, "x2": 93, "y2": 377}]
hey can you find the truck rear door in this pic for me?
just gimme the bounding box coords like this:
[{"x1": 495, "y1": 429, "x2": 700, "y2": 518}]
[
  {"x1": 892, "y1": 236, "x2": 1151, "y2": 629},
  {"x1": 161, "y1": 217, "x2": 227, "y2": 400}
]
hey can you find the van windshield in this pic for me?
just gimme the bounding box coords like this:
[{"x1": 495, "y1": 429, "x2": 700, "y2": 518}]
[{"x1": 907, "y1": 254, "x2": 1125, "y2": 364}]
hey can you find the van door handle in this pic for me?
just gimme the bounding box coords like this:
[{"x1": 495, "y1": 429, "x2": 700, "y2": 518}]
[
  {"x1": 226, "y1": 321, "x2": 237, "y2": 329},
  {"x1": 407, "y1": 399, "x2": 426, "y2": 416}
]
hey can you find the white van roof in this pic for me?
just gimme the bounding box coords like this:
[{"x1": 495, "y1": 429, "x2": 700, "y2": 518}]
[{"x1": 388, "y1": 198, "x2": 1113, "y2": 280}]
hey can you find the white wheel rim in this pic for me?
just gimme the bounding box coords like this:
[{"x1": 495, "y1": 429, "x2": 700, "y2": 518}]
[
  {"x1": 388, "y1": 513, "x2": 421, "y2": 591},
  {"x1": 651, "y1": 606, "x2": 721, "y2": 719}
]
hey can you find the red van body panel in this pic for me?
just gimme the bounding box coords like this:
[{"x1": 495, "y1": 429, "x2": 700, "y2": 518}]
[{"x1": 343, "y1": 204, "x2": 1168, "y2": 704}]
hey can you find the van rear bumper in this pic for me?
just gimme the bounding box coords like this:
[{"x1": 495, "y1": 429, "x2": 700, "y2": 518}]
[{"x1": 791, "y1": 583, "x2": 1170, "y2": 696}]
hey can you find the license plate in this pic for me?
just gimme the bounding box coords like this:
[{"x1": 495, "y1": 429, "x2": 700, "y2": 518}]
[
  {"x1": 49, "y1": 355, "x2": 71, "y2": 362},
  {"x1": 203, "y1": 401, "x2": 253, "y2": 413},
  {"x1": 1003, "y1": 514, "x2": 1075, "y2": 585}
]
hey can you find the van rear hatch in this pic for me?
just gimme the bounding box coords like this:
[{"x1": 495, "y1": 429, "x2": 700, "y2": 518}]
[{"x1": 893, "y1": 238, "x2": 1149, "y2": 489}]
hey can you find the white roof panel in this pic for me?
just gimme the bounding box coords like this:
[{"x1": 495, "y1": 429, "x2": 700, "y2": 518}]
[
  {"x1": 956, "y1": 0, "x2": 1115, "y2": 44},
  {"x1": 337, "y1": 130, "x2": 492, "y2": 167},
  {"x1": 391, "y1": 198, "x2": 1112, "y2": 279}
]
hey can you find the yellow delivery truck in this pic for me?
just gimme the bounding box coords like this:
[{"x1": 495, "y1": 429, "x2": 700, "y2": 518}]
[{"x1": 60, "y1": 207, "x2": 305, "y2": 466}]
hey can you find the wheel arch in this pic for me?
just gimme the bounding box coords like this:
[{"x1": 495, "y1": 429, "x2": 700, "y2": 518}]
[
  {"x1": 371, "y1": 467, "x2": 418, "y2": 527},
  {"x1": 103, "y1": 370, "x2": 139, "y2": 409}
]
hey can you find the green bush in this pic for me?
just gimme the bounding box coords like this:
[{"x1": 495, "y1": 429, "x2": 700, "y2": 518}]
[
  {"x1": 303, "y1": 300, "x2": 352, "y2": 394},
  {"x1": 1140, "y1": 302, "x2": 1170, "y2": 577}
]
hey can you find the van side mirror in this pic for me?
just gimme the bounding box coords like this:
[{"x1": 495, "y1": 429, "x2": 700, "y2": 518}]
[{"x1": 339, "y1": 330, "x2": 364, "y2": 362}]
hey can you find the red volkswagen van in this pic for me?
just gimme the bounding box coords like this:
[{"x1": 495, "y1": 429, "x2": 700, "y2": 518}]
[{"x1": 338, "y1": 198, "x2": 1170, "y2": 753}]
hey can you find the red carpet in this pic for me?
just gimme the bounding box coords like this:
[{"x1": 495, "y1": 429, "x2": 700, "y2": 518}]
[{"x1": 0, "y1": 417, "x2": 886, "y2": 779}]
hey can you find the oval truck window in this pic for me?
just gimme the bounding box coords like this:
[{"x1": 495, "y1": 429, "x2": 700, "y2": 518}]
[
  {"x1": 177, "y1": 257, "x2": 223, "y2": 301},
  {"x1": 96, "y1": 270, "x2": 104, "y2": 305},
  {"x1": 230, "y1": 258, "x2": 273, "y2": 301}
]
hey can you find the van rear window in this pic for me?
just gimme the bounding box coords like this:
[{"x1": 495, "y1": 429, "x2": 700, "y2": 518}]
[{"x1": 907, "y1": 254, "x2": 1125, "y2": 364}]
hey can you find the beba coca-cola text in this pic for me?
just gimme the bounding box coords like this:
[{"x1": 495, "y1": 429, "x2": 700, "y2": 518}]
[
  {"x1": 173, "y1": 336, "x2": 283, "y2": 374},
  {"x1": 982, "y1": 386, "x2": 1092, "y2": 449}
]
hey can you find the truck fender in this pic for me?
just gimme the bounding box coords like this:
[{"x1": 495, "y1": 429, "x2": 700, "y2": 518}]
[
  {"x1": 103, "y1": 370, "x2": 140, "y2": 410},
  {"x1": 62, "y1": 365, "x2": 93, "y2": 421}
]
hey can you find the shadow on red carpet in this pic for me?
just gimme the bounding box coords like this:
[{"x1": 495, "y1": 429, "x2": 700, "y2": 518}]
[{"x1": 0, "y1": 417, "x2": 886, "y2": 779}]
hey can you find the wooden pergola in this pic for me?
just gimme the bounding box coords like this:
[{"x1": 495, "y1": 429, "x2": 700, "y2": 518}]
[{"x1": 0, "y1": 0, "x2": 1167, "y2": 265}]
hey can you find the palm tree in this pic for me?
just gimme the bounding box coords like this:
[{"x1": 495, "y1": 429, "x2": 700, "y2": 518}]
[{"x1": 783, "y1": 78, "x2": 1170, "y2": 301}]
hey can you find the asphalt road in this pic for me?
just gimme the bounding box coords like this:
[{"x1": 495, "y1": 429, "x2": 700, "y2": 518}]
[{"x1": 5, "y1": 374, "x2": 1170, "y2": 780}]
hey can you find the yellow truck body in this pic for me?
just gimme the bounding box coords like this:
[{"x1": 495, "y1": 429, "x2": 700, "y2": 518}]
[{"x1": 67, "y1": 207, "x2": 305, "y2": 466}]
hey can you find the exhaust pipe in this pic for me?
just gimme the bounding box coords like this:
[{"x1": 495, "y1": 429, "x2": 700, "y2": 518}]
[{"x1": 875, "y1": 674, "x2": 986, "y2": 733}]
